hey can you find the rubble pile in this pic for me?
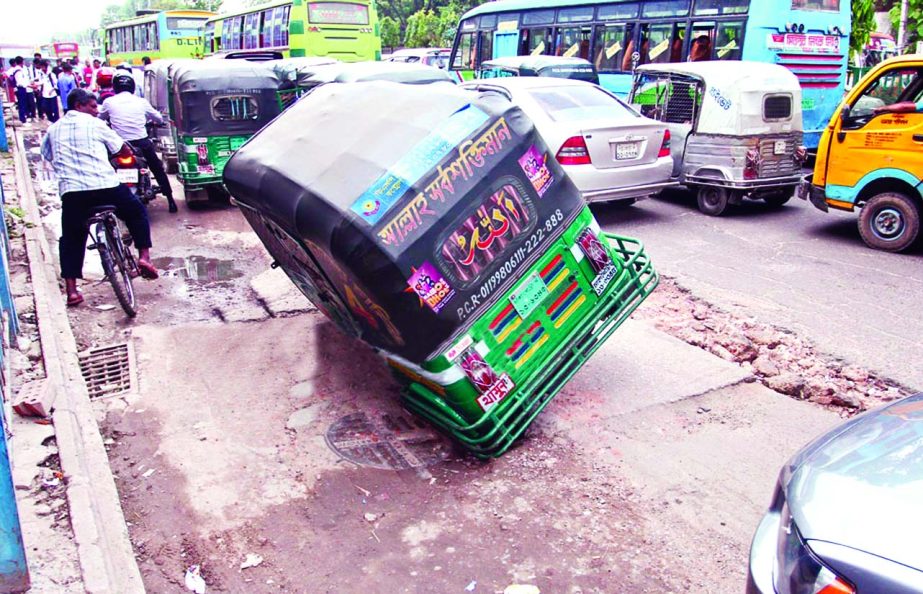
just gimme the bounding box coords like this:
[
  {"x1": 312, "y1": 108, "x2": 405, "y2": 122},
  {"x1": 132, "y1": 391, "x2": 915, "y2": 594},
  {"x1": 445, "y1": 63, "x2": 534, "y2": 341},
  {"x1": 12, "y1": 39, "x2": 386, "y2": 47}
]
[{"x1": 637, "y1": 277, "x2": 908, "y2": 414}]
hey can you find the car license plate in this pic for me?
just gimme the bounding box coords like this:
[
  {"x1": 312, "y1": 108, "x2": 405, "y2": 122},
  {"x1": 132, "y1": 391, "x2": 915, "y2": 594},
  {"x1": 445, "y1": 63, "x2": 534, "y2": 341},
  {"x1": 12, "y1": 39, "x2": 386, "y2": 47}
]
[
  {"x1": 774, "y1": 140, "x2": 786, "y2": 155},
  {"x1": 116, "y1": 168, "x2": 138, "y2": 184},
  {"x1": 510, "y1": 273, "x2": 548, "y2": 319},
  {"x1": 615, "y1": 142, "x2": 640, "y2": 160}
]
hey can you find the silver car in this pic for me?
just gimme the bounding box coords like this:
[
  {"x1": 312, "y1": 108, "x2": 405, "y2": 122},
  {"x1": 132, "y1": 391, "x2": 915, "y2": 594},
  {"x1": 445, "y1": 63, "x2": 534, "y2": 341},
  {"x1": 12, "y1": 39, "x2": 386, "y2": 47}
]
[
  {"x1": 461, "y1": 77, "x2": 676, "y2": 205},
  {"x1": 747, "y1": 393, "x2": 923, "y2": 594}
]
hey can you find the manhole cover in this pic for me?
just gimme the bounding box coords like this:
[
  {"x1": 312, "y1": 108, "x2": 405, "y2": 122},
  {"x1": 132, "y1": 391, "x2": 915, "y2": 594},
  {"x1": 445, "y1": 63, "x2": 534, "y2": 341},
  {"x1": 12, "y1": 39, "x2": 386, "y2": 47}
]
[
  {"x1": 78, "y1": 343, "x2": 134, "y2": 400},
  {"x1": 325, "y1": 412, "x2": 450, "y2": 470}
]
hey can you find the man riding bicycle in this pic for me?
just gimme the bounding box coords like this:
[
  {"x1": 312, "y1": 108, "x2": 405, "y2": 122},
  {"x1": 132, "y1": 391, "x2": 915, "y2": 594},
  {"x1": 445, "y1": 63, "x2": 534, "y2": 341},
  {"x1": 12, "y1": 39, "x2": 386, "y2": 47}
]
[
  {"x1": 40, "y1": 89, "x2": 159, "y2": 307},
  {"x1": 98, "y1": 72, "x2": 179, "y2": 213}
]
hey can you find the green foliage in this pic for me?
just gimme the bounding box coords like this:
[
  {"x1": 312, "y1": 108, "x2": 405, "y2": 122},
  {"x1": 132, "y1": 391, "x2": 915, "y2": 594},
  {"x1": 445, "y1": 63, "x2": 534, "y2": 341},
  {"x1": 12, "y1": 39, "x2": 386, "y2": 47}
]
[
  {"x1": 378, "y1": 0, "x2": 481, "y2": 47},
  {"x1": 851, "y1": 0, "x2": 876, "y2": 55},
  {"x1": 405, "y1": 9, "x2": 442, "y2": 47},
  {"x1": 380, "y1": 16, "x2": 401, "y2": 50},
  {"x1": 890, "y1": 0, "x2": 923, "y2": 49}
]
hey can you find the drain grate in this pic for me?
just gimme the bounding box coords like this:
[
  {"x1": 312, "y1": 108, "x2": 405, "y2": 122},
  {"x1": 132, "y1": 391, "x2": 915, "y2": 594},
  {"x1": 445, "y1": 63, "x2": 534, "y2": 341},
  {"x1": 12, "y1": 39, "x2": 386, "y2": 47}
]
[
  {"x1": 78, "y1": 343, "x2": 134, "y2": 400},
  {"x1": 325, "y1": 412, "x2": 449, "y2": 470}
]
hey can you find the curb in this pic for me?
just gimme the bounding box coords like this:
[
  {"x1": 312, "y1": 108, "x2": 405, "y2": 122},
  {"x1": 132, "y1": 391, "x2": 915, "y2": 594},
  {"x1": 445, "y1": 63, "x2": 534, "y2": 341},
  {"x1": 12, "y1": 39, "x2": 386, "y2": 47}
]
[{"x1": 11, "y1": 129, "x2": 145, "y2": 593}]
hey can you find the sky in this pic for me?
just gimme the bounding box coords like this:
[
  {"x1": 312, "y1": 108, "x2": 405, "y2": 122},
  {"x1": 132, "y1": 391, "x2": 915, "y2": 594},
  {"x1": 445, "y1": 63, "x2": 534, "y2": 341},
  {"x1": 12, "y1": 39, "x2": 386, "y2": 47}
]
[{"x1": 0, "y1": 0, "x2": 246, "y2": 47}]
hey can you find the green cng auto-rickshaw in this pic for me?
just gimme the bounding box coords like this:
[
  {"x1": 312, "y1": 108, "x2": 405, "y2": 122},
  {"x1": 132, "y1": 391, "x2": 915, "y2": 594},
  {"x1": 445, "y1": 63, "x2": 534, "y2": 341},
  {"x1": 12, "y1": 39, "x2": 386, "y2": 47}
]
[
  {"x1": 224, "y1": 81, "x2": 658, "y2": 457},
  {"x1": 169, "y1": 61, "x2": 281, "y2": 204}
]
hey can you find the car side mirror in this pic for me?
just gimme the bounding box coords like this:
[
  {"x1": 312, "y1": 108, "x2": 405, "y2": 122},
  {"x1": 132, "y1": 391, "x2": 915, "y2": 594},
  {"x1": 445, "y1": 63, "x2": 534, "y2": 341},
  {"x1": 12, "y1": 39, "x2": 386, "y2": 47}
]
[
  {"x1": 837, "y1": 104, "x2": 851, "y2": 143},
  {"x1": 840, "y1": 104, "x2": 851, "y2": 120}
]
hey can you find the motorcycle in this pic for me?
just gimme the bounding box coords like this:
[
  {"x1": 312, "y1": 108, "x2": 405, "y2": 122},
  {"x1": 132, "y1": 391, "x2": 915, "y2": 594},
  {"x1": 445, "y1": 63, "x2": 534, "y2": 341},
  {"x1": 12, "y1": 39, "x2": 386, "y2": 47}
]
[{"x1": 110, "y1": 145, "x2": 155, "y2": 205}]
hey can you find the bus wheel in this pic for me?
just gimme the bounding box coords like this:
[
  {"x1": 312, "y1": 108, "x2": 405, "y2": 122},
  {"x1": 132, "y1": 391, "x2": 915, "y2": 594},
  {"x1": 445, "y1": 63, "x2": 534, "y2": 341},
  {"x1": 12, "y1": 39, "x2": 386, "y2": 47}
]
[
  {"x1": 858, "y1": 192, "x2": 920, "y2": 252},
  {"x1": 696, "y1": 186, "x2": 729, "y2": 216}
]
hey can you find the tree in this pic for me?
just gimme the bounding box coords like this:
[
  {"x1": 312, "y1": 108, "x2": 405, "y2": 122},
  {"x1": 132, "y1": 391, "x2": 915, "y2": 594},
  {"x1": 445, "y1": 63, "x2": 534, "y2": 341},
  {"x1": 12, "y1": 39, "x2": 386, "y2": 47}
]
[
  {"x1": 380, "y1": 16, "x2": 402, "y2": 51},
  {"x1": 891, "y1": 0, "x2": 923, "y2": 49},
  {"x1": 405, "y1": 9, "x2": 442, "y2": 48},
  {"x1": 851, "y1": 0, "x2": 876, "y2": 56}
]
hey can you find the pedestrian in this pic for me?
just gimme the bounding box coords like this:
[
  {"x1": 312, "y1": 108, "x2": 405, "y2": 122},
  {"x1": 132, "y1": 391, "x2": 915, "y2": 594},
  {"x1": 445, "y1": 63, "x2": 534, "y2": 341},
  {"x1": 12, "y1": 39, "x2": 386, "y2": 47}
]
[
  {"x1": 1, "y1": 58, "x2": 14, "y2": 104},
  {"x1": 89, "y1": 58, "x2": 101, "y2": 92},
  {"x1": 57, "y1": 63, "x2": 77, "y2": 114},
  {"x1": 10, "y1": 57, "x2": 35, "y2": 124},
  {"x1": 40, "y1": 89, "x2": 159, "y2": 307},
  {"x1": 37, "y1": 60, "x2": 60, "y2": 123},
  {"x1": 81, "y1": 59, "x2": 93, "y2": 88},
  {"x1": 99, "y1": 73, "x2": 178, "y2": 213},
  {"x1": 30, "y1": 53, "x2": 44, "y2": 119}
]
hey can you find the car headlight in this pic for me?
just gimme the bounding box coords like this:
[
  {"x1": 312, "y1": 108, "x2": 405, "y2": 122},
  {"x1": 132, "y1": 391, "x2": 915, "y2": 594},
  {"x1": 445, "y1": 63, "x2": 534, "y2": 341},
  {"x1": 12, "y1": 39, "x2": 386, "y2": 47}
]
[{"x1": 775, "y1": 502, "x2": 855, "y2": 594}]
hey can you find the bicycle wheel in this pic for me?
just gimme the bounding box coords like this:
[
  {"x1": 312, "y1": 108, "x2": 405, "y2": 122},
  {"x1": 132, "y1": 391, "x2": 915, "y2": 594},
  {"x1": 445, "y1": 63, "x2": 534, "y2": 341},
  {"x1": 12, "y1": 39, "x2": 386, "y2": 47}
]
[{"x1": 96, "y1": 220, "x2": 137, "y2": 317}]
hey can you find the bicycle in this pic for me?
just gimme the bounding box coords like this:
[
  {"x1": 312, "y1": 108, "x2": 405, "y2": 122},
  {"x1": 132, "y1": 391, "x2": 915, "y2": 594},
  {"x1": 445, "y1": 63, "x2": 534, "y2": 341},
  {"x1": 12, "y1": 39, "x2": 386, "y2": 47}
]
[{"x1": 86, "y1": 205, "x2": 139, "y2": 317}]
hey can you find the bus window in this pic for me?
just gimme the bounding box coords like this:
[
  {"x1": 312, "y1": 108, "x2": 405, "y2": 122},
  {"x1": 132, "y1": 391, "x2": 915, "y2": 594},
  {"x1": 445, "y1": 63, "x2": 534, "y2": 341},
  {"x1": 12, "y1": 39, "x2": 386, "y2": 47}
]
[
  {"x1": 244, "y1": 13, "x2": 258, "y2": 49},
  {"x1": 642, "y1": 0, "x2": 691, "y2": 18},
  {"x1": 715, "y1": 22, "x2": 743, "y2": 59},
  {"x1": 272, "y1": 7, "x2": 285, "y2": 47},
  {"x1": 520, "y1": 28, "x2": 553, "y2": 56},
  {"x1": 593, "y1": 23, "x2": 634, "y2": 72},
  {"x1": 688, "y1": 23, "x2": 714, "y2": 60},
  {"x1": 205, "y1": 22, "x2": 215, "y2": 53},
  {"x1": 641, "y1": 23, "x2": 682, "y2": 64},
  {"x1": 150, "y1": 22, "x2": 159, "y2": 50},
  {"x1": 557, "y1": 7, "x2": 594, "y2": 23},
  {"x1": 479, "y1": 14, "x2": 498, "y2": 29},
  {"x1": 556, "y1": 26, "x2": 591, "y2": 59},
  {"x1": 280, "y1": 6, "x2": 291, "y2": 47},
  {"x1": 792, "y1": 0, "x2": 840, "y2": 9},
  {"x1": 261, "y1": 10, "x2": 274, "y2": 47},
  {"x1": 453, "y1": 32, "x2": 476, "y2": 69},
  {"x1": 598, "y1": 2, "x2": 640, "y2": 20},
  {"x1": 521, "y1": 9, "x2": 555, "y2": 26},
  {"x1": 308, "y1": 2, "x2": 370, "y2": 24},
  {"x1": 478, "y1": 31, "x2": 493, "y2": 65},
  {"x1": 693, "y1": 0, "x2": 749, "y2": 15}
]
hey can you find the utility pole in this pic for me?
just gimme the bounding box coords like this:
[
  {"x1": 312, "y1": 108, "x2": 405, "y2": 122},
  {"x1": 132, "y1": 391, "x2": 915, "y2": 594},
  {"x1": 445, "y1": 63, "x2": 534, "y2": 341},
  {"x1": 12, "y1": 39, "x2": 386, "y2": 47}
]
[{"x1": 898, "y1": 0, "x2": 909, "y2": 52}]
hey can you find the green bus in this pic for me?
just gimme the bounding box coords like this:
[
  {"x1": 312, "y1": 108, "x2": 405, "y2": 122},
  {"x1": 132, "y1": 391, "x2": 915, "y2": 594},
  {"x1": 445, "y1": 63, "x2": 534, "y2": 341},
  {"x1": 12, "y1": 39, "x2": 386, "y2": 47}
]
[
  {"x1": 204, "y1": 0, "x2": 381, "y2": 62},
  {"x1": 104, "y1": 10, "x2": 215, "y2": 66}
]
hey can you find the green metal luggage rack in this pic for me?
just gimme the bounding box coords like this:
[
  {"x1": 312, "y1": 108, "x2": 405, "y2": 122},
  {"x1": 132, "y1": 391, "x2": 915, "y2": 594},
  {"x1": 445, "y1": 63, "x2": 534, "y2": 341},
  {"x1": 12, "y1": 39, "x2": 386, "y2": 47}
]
[{"x1": 400, "y1": 232, "x2": 658, "y2": 458}]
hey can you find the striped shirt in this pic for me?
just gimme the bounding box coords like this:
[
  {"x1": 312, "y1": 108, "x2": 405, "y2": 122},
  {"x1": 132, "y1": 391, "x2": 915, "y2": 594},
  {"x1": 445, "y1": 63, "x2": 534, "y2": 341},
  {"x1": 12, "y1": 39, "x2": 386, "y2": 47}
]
[{"x1": 40, "y1": 110, "x2": 125, "y2": 196}]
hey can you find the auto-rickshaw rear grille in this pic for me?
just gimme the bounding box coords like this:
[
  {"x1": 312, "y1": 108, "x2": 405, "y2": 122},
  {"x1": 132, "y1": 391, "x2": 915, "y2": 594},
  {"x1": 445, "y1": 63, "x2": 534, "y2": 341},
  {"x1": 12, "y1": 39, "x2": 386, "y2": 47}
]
[{"x1": 758, "y1": 133, "x2": 801, "y2": 177}]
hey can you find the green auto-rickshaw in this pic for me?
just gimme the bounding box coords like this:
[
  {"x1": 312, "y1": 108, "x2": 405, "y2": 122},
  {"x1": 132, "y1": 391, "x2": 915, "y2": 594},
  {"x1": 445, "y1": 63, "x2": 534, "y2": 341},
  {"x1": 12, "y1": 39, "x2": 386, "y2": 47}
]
[
  {"x1": 224, "y1": 81, "x2": 658, "y2": 457},
  {"x1": 168, "y1": 61, "x2": 281, "y2": 204}
]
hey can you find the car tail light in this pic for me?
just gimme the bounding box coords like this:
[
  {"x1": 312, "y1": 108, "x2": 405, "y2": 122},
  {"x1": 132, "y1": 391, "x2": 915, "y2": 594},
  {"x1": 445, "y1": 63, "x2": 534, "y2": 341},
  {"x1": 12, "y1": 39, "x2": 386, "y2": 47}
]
[
  {"x1": 744, "y1": 148, "x2": 761, "y2": 180},
  {"x1": 794, "y1": 145, "x2": 808, "y2": 163},
  {"x1": 658, "y1": 129, "x2": 671, "y2": 158},
  {"x1": 556, "y1": 136, "x2": 591, "y2": 165},
  {"x1": 116, "y1": 154, "x2": 136, "y2": 167},
  {"x1": 576, "y1": 227, "x2": 618, "y2": 295}
]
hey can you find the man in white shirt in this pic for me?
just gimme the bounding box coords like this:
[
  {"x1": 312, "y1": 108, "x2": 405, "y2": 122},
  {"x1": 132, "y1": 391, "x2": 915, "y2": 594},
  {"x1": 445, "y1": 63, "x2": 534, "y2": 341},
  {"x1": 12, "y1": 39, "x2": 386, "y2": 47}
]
[
  {"x1": 9, "y1": 56, "x2": 35, "y2": 123},
  {"x1": 36, "y1": 60, "x2": 60, "y2": 123},
  {"x1": 99, "y1": 72, "x2": 178, "y2": 213},
  {"x1": 29, "y1": 53, "x2": 44, "y2": 120},
  {"x1": 41, "y1": 89, "x2": 159, "y2": 307}
]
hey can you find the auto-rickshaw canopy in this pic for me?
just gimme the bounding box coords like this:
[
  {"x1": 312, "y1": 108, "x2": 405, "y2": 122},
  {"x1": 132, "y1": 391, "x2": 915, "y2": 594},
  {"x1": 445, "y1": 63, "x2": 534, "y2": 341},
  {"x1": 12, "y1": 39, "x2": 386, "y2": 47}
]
[
  {"x1": 633, "y1": 61, "x2": 802, "y2": 136},
  {"x1": 305, "y1": 61, "x2": 455, "y2": 85},
  {"x1": 170, "y1": 61, "x2": 282, "y2": 136},
  {"x1": 481, "y1": 56, "x2": 600, "y2": 84},
  {"x1": 223, "y1": 81, "x2": 585, "y2": 362}
]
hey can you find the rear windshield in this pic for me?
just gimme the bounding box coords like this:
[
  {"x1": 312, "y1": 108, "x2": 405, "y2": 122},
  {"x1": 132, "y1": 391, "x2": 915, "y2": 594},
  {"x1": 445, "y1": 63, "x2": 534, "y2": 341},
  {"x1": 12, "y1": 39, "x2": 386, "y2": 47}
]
[
  {"x1": 308, "y1": 2, "x2": 370, "y2": 25},
  {"x1": 529, "y1": 85, "x2": 636, "y2": 122},
  {"x1": 211, "y1": 95, "x2": 259, "y2": 121},
  {"x1": 166, "y1": 17, "x2": 208, "y2": 30}
]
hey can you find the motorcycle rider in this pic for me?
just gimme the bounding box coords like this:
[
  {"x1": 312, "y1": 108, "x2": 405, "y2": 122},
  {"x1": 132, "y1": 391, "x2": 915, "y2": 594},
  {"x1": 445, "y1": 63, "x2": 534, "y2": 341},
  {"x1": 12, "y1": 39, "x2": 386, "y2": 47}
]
[{"x1": 98, "y1": 72, "x2": 178, "y2": 213}]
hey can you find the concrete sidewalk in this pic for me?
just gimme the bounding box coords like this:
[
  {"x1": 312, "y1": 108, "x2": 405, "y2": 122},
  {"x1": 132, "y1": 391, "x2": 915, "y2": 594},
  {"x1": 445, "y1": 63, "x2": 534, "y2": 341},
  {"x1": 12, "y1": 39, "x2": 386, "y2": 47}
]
[{"x1": 9, "y1": 125, "x2": 144, "y2": 594}]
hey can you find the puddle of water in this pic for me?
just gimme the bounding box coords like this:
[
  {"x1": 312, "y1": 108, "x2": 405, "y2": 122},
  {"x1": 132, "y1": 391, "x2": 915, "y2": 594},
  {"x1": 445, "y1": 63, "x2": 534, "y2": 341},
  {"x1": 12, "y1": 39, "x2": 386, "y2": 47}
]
[{"x1": 152, "y1": 256, "x2": 243, "y2": 283}]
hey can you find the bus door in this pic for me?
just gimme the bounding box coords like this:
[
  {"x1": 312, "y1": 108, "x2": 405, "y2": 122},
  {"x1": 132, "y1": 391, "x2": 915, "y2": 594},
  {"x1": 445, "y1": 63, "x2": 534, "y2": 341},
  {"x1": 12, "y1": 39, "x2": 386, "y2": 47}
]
[{"x1": 493, "y1": 30, "x2": 519, "y2": 59}]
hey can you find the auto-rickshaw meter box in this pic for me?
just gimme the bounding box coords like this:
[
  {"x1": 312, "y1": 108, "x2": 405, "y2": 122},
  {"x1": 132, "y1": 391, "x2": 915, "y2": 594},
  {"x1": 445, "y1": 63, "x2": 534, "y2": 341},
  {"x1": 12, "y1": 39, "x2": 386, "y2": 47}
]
[{"x1": 224, "y1": 81, "x2": 658, "y2": 456}]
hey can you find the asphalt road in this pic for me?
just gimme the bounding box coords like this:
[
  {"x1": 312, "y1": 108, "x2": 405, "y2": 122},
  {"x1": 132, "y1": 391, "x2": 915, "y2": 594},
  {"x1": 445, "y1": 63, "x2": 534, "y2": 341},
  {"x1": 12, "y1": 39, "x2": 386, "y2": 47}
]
[{"x1": 593, "y1": 190, "x2": 923, "y2": 390}]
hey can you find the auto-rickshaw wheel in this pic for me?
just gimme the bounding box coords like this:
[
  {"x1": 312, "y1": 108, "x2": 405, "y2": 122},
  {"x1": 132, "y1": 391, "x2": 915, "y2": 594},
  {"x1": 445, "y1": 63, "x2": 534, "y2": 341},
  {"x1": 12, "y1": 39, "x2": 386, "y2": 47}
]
[
  {"x1": 696, "y1": 186, "x2": 729, "y2": 216},
  {"x1": 165, "y1": 157, "x2": 178, "y2": 175},
  {"x1": 858, "y1": 192, "x2": 920, "y2": 252}
]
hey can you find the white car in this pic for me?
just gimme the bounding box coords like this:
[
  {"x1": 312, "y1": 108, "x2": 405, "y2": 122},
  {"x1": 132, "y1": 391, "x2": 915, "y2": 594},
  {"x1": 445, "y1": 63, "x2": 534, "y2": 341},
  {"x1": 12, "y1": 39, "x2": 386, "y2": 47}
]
[{"x1": 461, "y1": 77, "x2": 676, "y2": 205}]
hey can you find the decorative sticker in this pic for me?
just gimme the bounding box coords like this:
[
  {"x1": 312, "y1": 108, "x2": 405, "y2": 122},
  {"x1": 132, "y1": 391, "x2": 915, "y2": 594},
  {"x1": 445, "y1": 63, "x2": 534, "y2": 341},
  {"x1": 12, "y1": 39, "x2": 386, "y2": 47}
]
[
  {"x1": 518, "y1": 145, "x2": 553, "y2": 197},
  {"x1": 375, "y1": 117, "x2": 514, "y2": 252},
  {"x1": 350, "y1": 105, "x2": 490, "y2": 225},
  {"x1": 458, "y1": 348, "x2": 499, "y2": 393},
  {"x1": 576, "y1": 229, "x2": 617, "y2": 296},
  {"x1": 444, "y1": 334, "x2": 473, "y2": 361},
  {"x1": 407, "y1": 261, "x2": 456, "y2": 314}
]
